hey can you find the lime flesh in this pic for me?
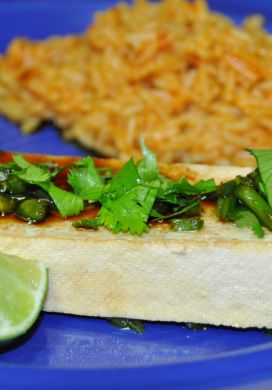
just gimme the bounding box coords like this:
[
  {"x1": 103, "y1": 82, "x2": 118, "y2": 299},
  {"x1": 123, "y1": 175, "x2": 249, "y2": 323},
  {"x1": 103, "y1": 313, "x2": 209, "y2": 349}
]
[{"x1": 0, "y1": 251, "x2": 48, "y2": 342}]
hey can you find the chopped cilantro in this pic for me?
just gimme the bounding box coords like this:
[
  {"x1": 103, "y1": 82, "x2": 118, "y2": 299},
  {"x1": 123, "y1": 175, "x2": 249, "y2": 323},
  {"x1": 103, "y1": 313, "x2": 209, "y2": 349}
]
[
  {"x1": 13, "y1": 154, "x2": 50, "y2": 183},
  {"x1": 0, "y1": 161, "x2": 17, "y2": 170},
  {"x1": 102, "y1": 158, "x2": 139, "y2": 198},
  {"x1": 137, "y1": 136, "x2": 160, "y2": 184},
  {"x1": 40, "y1": 182, "x2": 84, "y2": 217},
  {"x1": 156, "y1": 177, "x2": 217, "y2": 208},
  {"x1": 50, "y1": 162, "x2": 74, "y2": 178},
  {"x1": 174, "y1": 177, "x2": 217, "y2": 196},
  {"x1": 4, "y1": 146, "x2": 272, "y2": 238},
  {"x1": 150, "y1": 199, "x2": 200, "y2": 220},
  {"x1": 247, "y1": 149, "x2": 272, "y2": 207},
  {"x1": 98, "y1": 159, "x2": 158, "y2": 234},
  {"x1": 68, "y1": 156, "x2": 104, "y2": 201},
  {"x1": 234, "y1": 209, "x2": 264, "y2": 238},
  {"x1": 11, "y1": 155, "x2": 84, "y2": 218},
  {"x1": 12, "y1": 154, "x2": 31, "y2": 170}
]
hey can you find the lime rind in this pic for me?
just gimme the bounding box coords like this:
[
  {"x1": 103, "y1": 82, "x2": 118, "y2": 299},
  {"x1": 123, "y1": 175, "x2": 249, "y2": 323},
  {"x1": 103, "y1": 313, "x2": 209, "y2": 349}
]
[{"x1": 0, "y1": 252, "x2": 48, "y2": 342}]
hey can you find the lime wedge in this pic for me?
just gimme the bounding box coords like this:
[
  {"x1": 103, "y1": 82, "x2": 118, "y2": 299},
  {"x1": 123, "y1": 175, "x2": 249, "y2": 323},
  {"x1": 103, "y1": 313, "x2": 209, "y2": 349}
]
[{"x1": 0, "y1": 251, "x2": 48, "y2": 342}]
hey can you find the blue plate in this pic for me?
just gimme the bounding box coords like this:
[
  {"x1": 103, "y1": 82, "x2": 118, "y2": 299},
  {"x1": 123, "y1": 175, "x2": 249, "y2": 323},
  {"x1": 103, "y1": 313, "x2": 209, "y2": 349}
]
[{"x1": 1, "y1": 1, "x2": 272, "y2": 389}]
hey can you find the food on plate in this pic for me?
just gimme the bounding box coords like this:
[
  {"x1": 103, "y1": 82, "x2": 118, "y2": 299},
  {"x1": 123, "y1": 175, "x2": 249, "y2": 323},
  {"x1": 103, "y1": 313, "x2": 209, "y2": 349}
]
[
  {"x1": 108, "y1": 318, "x2": 145, "y2": 333},
  {"x1": 0, "y1": 146, "x2": 272, "y2": 329},
  {"x1": 2, "y1": 0, "x2": 272, "y2": 165}
]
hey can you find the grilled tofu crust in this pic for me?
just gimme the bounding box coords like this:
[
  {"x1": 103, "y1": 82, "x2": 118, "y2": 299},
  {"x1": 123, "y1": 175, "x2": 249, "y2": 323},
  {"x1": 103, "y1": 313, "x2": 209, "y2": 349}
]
[{"x1": 1, "y1": 154, "x2": 271, "y2": 328}]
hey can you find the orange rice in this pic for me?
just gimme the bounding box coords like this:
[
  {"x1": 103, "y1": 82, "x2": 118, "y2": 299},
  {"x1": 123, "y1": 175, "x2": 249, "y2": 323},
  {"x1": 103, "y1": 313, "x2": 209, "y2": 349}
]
[{"x1": 1, "y1": 0, "x2": 272, "y2": 165}]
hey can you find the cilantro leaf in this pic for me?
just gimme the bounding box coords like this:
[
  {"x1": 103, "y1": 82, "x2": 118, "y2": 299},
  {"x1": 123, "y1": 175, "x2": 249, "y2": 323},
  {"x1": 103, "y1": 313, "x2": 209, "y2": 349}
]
[
  {"x1": 137, "y1": 137, "x2": 160, "y2": 184},
  {"x1": 247, "y1": 149, "x2": 272, "y2": 207},
  {"x1": 40, "y1": 182, "x2": 84, "y2": 217},
  {"x1": 137, "y1": 138, "x2": 175, "y2": 193},
  {"x1": 12, "y1": 154, "x2": 31, "y2": 169},
  {"x1": 150, "y1": 199, "x2": 200, "y2": 220},
  {"x1": 234, "y1": 209, "x2": 264, "y2": 238},
  {"x1": 13, "y1": 154, "x2": 50, "y2": 183},
  {"x1": 98, "y1": 159, "x2": 157, "y2": 235},
  {"x1": 50, "y1": 163, "x2": 74, "y2": 178},
  {"x1": 155, "y1": 176, "x2": 216, "y2": 208},
  {"x1": 11, "y1": 155, "x2": 83, "y2": 217},
  {"x1": 174, "y1": 177, "x2": 217, "y2": 196},
  {"x1": 99, "y1": 185, "x2": 157, "y2": 235},
  {"x1": 105, "y1": 158, "x2": 139, "y2": 197},
  {"x1": 0, "y1": 161, "x2": 17, "y2": 170},
  {"x1": 192, "y1": 178, "x2": 217, "y2": 194},
  {"x1": 67, "y1": 156, "x2": 104, "y2": 201}
]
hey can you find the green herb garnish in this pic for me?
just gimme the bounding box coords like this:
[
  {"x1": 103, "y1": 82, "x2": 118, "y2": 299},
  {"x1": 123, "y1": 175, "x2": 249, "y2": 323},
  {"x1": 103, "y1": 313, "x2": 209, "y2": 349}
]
[
  {"x1": 247, "y1": 149, "x2": 272, "y2": 206},
  {"x1": 234, "y1": 209, "x2": 265, "y2": 239},
  {"x1": 174, "y1": 177, "x2": 217, "y2": 196},
  {"x1": 97, "y1": 159, "x2": 158, "y2": 235},
  {"x1": 1, "y1": 145, "x2": 272, "y2": 237},
  {"x1": 108, "y1": 318, "x2": 145, "y2": 333},
  {"x1": 214, "y1": 148, "x2": 272, "y2": 237},
  {"x1": 11, "y1": 154, "x2": 84, "y2": 218},
  {"x1": 40, "y1": 182, "x2": 84, "y2": 218},
  {"x1": 13, "y1": 154, "x2": 51, "y2": 183},
  {"x1": 171, "y1": 217, "x2": 204, "y2": 231},
  {"x1": 68, "y1": 156, "x2": 104, "y2": 201},
  {"x1": 234, "y1": 184, "x2": 272, "y2": 231}
]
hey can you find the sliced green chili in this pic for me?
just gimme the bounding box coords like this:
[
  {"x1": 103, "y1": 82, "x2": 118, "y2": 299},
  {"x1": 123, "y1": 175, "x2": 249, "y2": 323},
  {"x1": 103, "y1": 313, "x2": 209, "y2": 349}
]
[
  {"x1": 216, "y1": 194, "x2": 236, "y2": 222},
  {"x1": 0, "y1": 194, "x2": 17, "y2": 214},
  {"x1": 234, "y1": 184, "x2": 272, "y2": 231},
  {"x1": 15, "y1": 199, "x2": 49, "y2": 223}
]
